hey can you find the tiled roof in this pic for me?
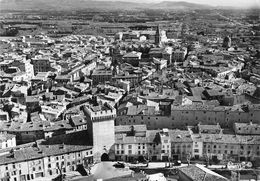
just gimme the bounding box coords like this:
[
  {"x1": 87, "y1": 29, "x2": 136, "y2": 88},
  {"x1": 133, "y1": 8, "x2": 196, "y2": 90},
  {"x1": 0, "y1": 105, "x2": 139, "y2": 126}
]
[
  {"x1": 127, "y1": 105, "x2": 155, "y2": 115},
  {"x1": 178, "y1": 164, "x2": 228, "y2": 181},
  {"x1": 115, "y1": 134, "x2": 147, "y2": 144},
  {"x1": 169, "y1": 130, "x2": 193, "y2": 143},
  {"x1": 192, "y1": 133, "x2": 260, "y2": 145},
  {"x1": 0, "y1": 121, "x2": 51, "y2": 132}
]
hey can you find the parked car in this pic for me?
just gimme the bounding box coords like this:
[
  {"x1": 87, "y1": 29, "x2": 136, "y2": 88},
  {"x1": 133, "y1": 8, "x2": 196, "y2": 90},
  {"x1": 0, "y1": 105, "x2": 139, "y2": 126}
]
[{"x1": 113, "y1": 162, "x2": 125, "y2": 168}]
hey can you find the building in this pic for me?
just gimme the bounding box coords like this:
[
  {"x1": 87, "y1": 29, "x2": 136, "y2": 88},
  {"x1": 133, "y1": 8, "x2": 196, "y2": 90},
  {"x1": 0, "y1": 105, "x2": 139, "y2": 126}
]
[
  {"x1": 153, "y1": 58, "x2": 168, "y2": 70},
  {"x1": 192, "y1": 133, "x2": 260, "y2": 162},
  {"x1": 222, "y1": 36, "x2": 232, "y2": 48},
  {"x1": 31, "y1": 58, "x2": 51, "y2": 75},
  {"x1": 0, "y1": 133, "x2": 16, "y2": 150},
  {"x1": 82, "y1": 100, "x2": 116, "y2": 162},
  {"x1": 91, "y1": 69, "x2": 112, "y2": 85},
  {"x1": 155, "y1": 25, "x2": 160, "y2": 46},
  {"x1": 157, "y1": 129, "x2": 172, "y2": 161},
  {"x1": 172, "y1": 48, "x2": 187, "y2": 63},
  {"x1": 198, "y1": 123, "x2": 222, "y2": 134},
  {"x1": 122, "y1": 52, "x2": 142, "y2": 67},
  {"x1": 0, "y1": 121, "x2": 50, "y2": 144},
  {"x1": 233, "y1": 122, "x2": 260, "y2": 135},
  {"x1": 116, "y1": 104, "x2": 260, "y2": 130},
  {"x1": 0, "y1": 110, "x2": 9, "y2": 121},
  {"x1": 112, "y1": 73, "x2": 142, "y2": 88},
  {"x1": 170, "y1": 130, "x2": 193, "y2": 161},
  {"x1": 10, "y1": 59, "x2": 34, "y2": 81},
  {"x1": 0, "y1": 141, "x2": 93, "y2": 181},
  {"x1": 114, "y1": 125, "x2": 148, "y2": 162}
]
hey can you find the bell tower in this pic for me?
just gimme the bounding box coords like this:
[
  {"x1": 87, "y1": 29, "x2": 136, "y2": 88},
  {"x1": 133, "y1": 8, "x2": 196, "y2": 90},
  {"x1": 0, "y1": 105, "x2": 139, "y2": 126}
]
[{"x1": 155, "y1": 25, "x2": 160, "y2": 46}]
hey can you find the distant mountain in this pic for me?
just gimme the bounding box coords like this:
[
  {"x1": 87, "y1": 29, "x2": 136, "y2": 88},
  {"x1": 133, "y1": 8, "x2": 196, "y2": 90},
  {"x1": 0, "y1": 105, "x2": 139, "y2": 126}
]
[
  {"x1": 151, "y1": 1, "x2": 212, "y2": 9},
  {"x1": 0, "y1": 0, "x2": 212, "y2": 11}
]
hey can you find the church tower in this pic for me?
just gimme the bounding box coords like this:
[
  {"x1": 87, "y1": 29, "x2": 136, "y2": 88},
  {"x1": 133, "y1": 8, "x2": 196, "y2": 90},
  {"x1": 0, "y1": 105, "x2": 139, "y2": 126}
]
[{"x1": 155, "y1": 25, "x2": 160, "y2": 46}]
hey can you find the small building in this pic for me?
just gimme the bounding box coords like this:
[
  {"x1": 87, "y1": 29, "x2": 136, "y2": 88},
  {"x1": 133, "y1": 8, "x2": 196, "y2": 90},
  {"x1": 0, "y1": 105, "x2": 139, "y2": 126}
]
[{"x1": 0, "y1": 133, "x2": 16, "y2": 150}]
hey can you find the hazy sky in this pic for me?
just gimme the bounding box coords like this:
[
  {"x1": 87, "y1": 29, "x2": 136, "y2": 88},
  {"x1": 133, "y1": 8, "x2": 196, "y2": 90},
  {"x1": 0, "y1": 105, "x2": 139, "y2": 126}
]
[{"x1": 120, "y1": 0, "x2": 260, "y2": 8}]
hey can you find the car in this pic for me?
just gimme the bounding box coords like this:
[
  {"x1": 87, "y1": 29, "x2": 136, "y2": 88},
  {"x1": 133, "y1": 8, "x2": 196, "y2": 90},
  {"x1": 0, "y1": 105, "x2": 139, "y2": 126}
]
[
  {"x1": 113, "y1": 162, "x2": 125, "y2": 168},
  {"x1": 173, "y1": 160, "x2": 181, "y2": 166}
]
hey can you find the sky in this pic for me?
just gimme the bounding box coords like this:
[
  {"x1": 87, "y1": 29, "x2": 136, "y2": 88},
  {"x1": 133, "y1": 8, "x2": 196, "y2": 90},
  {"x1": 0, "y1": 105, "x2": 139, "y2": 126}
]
[{"x1": 114, "y1": 0, "x2": 260, "y2": 8}]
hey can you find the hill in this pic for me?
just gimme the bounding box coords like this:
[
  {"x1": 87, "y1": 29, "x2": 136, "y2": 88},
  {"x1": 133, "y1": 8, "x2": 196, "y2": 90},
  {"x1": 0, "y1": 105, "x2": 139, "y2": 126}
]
[{"x1": 0, "y1": 0, "x2": 212, "y2": 11}]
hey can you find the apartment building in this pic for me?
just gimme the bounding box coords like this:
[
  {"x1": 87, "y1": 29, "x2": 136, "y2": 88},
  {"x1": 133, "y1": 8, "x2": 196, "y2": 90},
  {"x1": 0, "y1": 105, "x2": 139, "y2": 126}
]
[
  {"x1": 192, "y1": 133, "x2": 260, "y2": 162},
  {"x1": 114, "y1": 125, "x2": 148, "y2": 162},
  {"x1": 0, "y1": 141, "x2": 93, "y2": 181}
]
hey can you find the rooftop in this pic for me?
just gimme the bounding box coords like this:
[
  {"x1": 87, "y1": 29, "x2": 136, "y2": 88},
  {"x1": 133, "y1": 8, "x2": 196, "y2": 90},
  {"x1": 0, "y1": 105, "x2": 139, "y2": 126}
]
[
  {"x1": 178, "y1": 164, "x2": 228, "y2": 181},
  {"x1": 0, "y1": 141, "x2": 92, "y2": 165}
]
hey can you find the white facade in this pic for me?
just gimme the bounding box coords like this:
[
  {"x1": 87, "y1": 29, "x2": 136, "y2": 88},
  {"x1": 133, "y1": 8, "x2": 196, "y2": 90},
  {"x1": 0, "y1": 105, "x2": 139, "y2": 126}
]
[{"x1": 0, "y1": 136, "x2": 16, "y2": 150}]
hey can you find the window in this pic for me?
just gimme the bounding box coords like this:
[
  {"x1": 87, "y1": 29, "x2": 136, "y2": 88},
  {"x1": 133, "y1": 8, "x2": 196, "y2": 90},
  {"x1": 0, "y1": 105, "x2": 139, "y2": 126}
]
[
  {"x1": 48, "y1": 164, "x2": 51, "y2": 168},
  {"x1": 121, "y1": 151, "x2": 124, "y2": 154},
  {"x1": 128, "y1": 150, "x2": 132, "y2": 154},
  {"x1": 194, "y1": 149, "x2": 199, "y2": 153},
  {"x1": 128, "y1": 145, "x2": 132, "y2": 149}
]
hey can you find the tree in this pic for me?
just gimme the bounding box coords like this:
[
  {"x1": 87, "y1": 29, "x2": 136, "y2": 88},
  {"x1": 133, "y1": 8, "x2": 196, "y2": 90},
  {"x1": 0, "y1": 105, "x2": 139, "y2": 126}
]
[{"x1": 186, "y1": 153, "x2": 191, "y2": 166}]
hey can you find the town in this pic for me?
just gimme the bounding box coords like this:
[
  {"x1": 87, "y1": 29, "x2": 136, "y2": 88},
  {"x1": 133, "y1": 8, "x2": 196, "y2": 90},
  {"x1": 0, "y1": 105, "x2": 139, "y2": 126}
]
[{"x1": 0, "y1": 1, "x2": 260, "y2": 181}]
